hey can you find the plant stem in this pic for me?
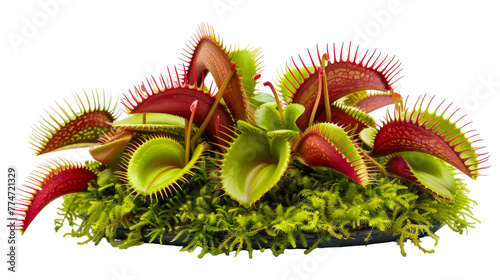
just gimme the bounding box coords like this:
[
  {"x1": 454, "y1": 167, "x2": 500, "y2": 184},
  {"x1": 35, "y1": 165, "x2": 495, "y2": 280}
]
[
  {"x1": 263, "y1": 81, "x2": 285, "y2": 126},
  {"x1": 309, "y1": 67, "x2": 324, "y2": 127},
  {"x1": 185, "y1": 100, "x2": 198, "y2": 163},
  {"x1": 321, "y1": 54, "x2": 331, "y2": 122}
]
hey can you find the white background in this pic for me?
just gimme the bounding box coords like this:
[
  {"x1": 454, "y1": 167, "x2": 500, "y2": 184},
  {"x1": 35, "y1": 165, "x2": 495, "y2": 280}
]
[{"x1": 1, "y1": 1, "x2": 499, "y2": 279}]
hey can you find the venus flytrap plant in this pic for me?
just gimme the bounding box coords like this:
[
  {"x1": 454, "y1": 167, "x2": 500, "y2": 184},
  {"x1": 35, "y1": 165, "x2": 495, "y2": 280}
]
[
  {"x1": 15, "y1": 159, "x2": 98, "y2": 233},
  {"x1": 30, "y1": 91, "x2": 118, "y2": 155},
  {"x1": 116, "y1": 134, "x2": 207, "y2": 202},
  {"x1": 190, "y1": 63, "x2": 237, "y2": 151},
  {"x1": 14, "y1": 24, "x2": 488, "y2": 257},
  {"x1": 294, "y1": 123, "x2": 372, "y2": 187},
  {"x1": 278, "y1": 42, "x2": 402, "y2": 130},
  {"x1": 219, "y1": 130, "x2": 292, "y2": 207},
  {"x1": 89, "y1": 130, "x2": 133, "y2": 169},
  {"x1": 182, "y1": 23, "x2": 260, "y2": 123}
]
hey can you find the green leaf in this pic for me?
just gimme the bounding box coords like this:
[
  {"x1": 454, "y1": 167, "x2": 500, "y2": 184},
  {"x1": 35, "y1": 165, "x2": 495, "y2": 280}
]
[
  {"x1": 254, "y1": 103, "x2": 282, "y2": 131},
  {"x1": 387, "y1": 152, "x2": 457, "y2": 201},
  {"x1": 254, "y1": 103, "x2": 304, "y2": 132},
  {"x1": 120, "y1": 135, "x2": 206, "y2": 200},
  {"x1": 250, "y1": 92, "x2": 276, "y2": 107},
  {"x1": 113, "y1": 112, "x2": 186, "y2": 126},
  {"x1": 359, "y1": 127, "x2": 377, "y2": 148},
  {"x1": 282, "y1": 103, "x2": 305, "y2": 131},
  {"x1": 230, "y1": 48, "x2": 262, "y2": 97},
  {"x1": 220, "y1": 131, "x2": 291, "y2": 207},
  {"x1": 112, "y1": 113, "x2": 193, "y2": 140}
]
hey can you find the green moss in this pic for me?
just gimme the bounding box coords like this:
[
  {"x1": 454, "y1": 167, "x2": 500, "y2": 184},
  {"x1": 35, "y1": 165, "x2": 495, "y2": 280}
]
[{"x1": 55, "y1": 157, "x2": 478, "y2": 258}]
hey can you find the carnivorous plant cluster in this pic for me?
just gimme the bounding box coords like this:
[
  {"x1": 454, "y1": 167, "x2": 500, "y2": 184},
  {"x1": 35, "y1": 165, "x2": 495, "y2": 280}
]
[{"x1": 15, "y1": 24, "x2": 488, "y2": 256}]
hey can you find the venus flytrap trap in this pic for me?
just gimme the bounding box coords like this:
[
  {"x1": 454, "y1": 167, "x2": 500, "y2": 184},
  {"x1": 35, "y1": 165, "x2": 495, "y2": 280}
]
[{"x1": 14, "y1": 24, "x2": 488, "y2": 258}]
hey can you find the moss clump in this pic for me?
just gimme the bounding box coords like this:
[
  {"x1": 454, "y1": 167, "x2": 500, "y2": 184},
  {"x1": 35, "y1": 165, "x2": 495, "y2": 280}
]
[{"x1": 55, "y1": 157, "x2": 478, "y2": 258}]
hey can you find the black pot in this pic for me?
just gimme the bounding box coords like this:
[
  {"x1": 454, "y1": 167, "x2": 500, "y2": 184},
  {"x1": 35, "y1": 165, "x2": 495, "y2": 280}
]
[{"x1": 114, "y1": 223, "x2": 443, "y2": 249}]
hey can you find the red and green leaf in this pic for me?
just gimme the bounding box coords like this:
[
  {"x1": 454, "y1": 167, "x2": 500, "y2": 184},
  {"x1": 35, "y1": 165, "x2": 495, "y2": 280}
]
[
  {"x1": 371, "y1": 96, "x2": 488, "y2": 179},
  {"x1": 89, "y1": 130, "x2": 133, "y2": 169},
  {"x1": 279, "y1": 43, "x2": 402, "y2": 130},
  {"x1": 122, "y1": 74, "x2": 234, "y2": 145},
  {"x1": 15, "y1": 160, "x2": 97, "y2": 233},
  {"x1": 295, "y1": 123, "x2": 371, "y2": 186},
  {"x1": 181, "y1": 23, "x2": 249, "y2": 121},
  {"x1": 342, "y1": 90, "x2": 395, "y2": 113},
  {"x1": 30, "y1": 92, "x2": 117, "y2": 155}
]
